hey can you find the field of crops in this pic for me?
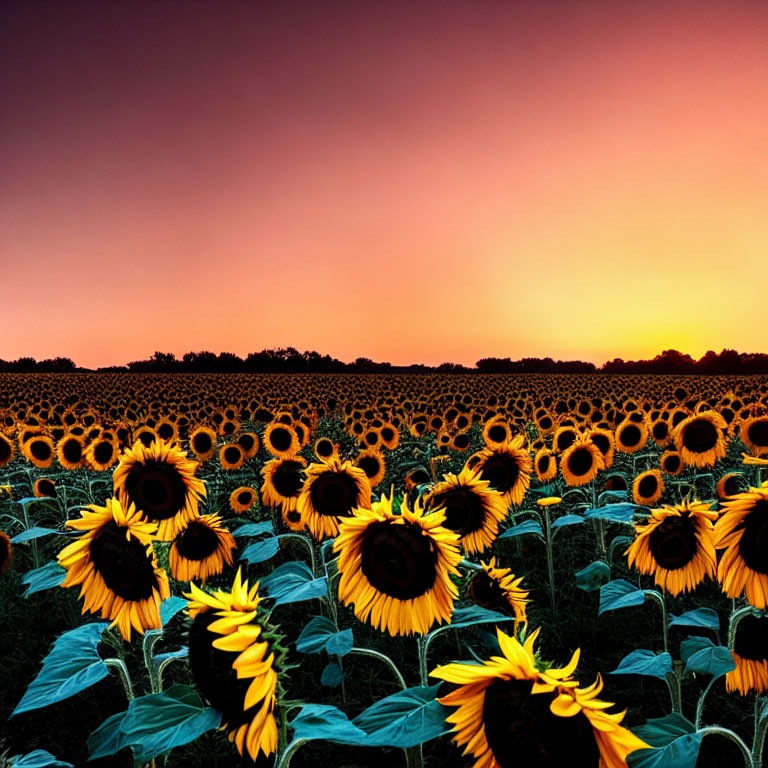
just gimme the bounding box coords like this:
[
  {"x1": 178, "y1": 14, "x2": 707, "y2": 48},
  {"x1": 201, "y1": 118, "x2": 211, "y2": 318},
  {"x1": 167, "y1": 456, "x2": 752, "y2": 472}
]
[{"x1": 2, "y1": 372, "x2": 768, "y2": 768}]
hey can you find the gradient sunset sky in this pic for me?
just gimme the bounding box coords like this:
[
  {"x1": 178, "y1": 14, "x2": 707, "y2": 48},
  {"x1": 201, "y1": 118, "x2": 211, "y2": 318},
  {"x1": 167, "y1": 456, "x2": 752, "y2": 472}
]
[{"x1": 2, "y1": 1, "x2": 767, "y2": 368}]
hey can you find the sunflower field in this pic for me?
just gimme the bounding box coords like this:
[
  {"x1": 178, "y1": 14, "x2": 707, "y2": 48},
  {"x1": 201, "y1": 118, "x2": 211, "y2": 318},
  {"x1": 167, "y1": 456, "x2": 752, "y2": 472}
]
[{"x1": 2, "y1": 372, "x2": 768, "y2": 767}]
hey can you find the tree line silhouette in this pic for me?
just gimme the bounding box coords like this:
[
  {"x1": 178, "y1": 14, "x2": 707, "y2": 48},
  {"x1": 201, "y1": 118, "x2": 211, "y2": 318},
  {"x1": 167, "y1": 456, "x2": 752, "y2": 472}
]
[{"x1": 1, "y1": 347, "x2": 767, "y2": 374}]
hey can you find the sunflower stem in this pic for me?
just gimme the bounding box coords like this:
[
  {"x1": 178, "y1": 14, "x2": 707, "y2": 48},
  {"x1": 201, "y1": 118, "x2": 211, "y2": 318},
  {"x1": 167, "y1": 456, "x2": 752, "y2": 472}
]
[
  {"x1": 728, "y1": 605, "x2": 755, "y2": 649},
  {"x1": 105, "y1": 658, "x2": 135, "y2": 701},
  {"x1": 695, "y1": 674, "x2": 721, "y2": 728},
  {"x1": 417, "y1": 635, "x2": 429, "y2": 687},
  {"x1": 753, "y1": 696, "x2": 768, "y2": 768},
  {"x1": 542, "y1": 507, "x2": 557, "y2": 617},
  {"x1": 348, "y1": 647, "x2": 407, "y2": 689},
  {"x1": 699, "y1": 726, "x2": 754, "y2": 767},
  {"x1": 274, "y1": 738, "x2": 309, "y2": 768},
  {"x1": 276, "y1": 533, "x2": 316, "y2": 576},
  {"x1": 643, "y1": 589, "x2": 669, "y2": 655}
]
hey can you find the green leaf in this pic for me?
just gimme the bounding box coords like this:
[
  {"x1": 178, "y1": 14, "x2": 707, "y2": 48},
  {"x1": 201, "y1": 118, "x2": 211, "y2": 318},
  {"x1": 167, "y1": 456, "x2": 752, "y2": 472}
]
[
  {"x1": 575, "y1": 560, "x2": 611, "y2": 592},
  {"x1": 21, "y1": 562, "x2": 66, "y2": 597},
  {"x1": 683, "y1": 646, "x2": 735, "y2": 678},
  {"x1": 599, "y1": 489, "x2": 628, "y2": 503},
  {"x1": 9, "y1": 750, "x2": 74, "y2": 767},
  {"x1": 668, "y1": 608, "x2": 720, "y2": 632},
  {"x1": 160, "y1": 596, "x2": 188, "y2": 626},
  {"x1": 11, "y1": 527, "x2": 60, "y2": 543},
  {"x1": 498, "y1": 519, "x2": 543, "y2": 539},
  {"x1": 598, "y1": 579, "x2": 646, "y2": 615},
  {"x1": 680, "y1": 636, "x2": 715, "y2": 664},
  {"x1": 88, "y1": 684, "x2": 222, "y2": 762},
  {"x1": 448, "y1": 604, "x2": 509, "y2": 629},
  {"x1": 551, "y1": 514, "x2": 584, "y2": 529},
  {"x1": 353, "y1": 685, "x2": 450, "y2": 748},
  {"x1": 633, "y1": 712, "x2": 696, "y2": 746},
  {"x1": 14, "y1": 496, "x2": 51, "y2": 509},
  {"x1": 627, "y1": 733, "x2": 702, "y2": 768},
  {"x1": 230, "y1": 521, "x2": 274, "y2": 538},
  {"x1": 289, "y1": 704, "x2": 368, "y2": 746},
  {"x1": 239, "y1": 536, "x2": 280, "y2": 564},
  {"x1": 609, "y1": 649, "x2": 672, "y2": 679},
  {"x1": 321, "y1": 661, "x2": 343, "y2": 687},
  {"x1": 326, "y1": 628, "x2": 354, "y2": 657},
  {"x1": 584, "y1": 503, "x2": 639, "y2": 523},
  {"x1": 13, "y1": 623, "x2": 109, "y2": 715},
  {"x1": 260, "y1": 561, "x2": 328, "y2": 606},
  {"x1": 296, "y1": 616, "x2": 353, "y2": 657}
]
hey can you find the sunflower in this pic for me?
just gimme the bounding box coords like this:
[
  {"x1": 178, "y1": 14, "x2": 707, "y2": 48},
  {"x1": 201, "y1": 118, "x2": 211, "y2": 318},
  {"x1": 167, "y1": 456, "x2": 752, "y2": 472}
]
[
  {"x1": 334, "y1": 493, "x2": 461, "y2": 636},
  {"x1": 84, "y1": 437, "x2": 119, "y2": 471},
  {"x1": 431, "y1": 627, "x2": 648, "y2": 768},
  {"x1": 263, "y1": 422, "x2": 300, "y2": 459},
  {"x1": 56, "y1": 433, "x2": 85, "y2": 469},
  {"x1": 483, "y1": 418, "x2": 512, "y2": 449},
  {"x1": 425, "y1": 466, "x2": 508, "y2": 555},
  {"x1": 467, "y1": 557, "x2": 528, "y2": 633},
  {"x1": 715, "y1": 485, "x2": 768, "y2": 608},
  {"x1": 632, "y1": 469, "x2": 664, "y2": 506},
  {"x1": 0, "y1": 530, "x2": 11, "y2": 573},
  {"x1": 560, "y1": 435, "x2": 604, "y2": 487},
  {"x1": 614, "y1": 420, "x2": 648, "y2": 454},
  {"x1": 186, "y1": 570, "x2": 280, "y2": 762},
  {"x1": 169, "y1": 514, "x2": 236, "y2": 583},
  {"x1": 405, "y1": 467, "x2": 431, "y2": 494},
  {"x1": 586, "y1": 427, "x2": 615, "y2": 469},
  {"x1": 219, "y1": 443, "x2": 246, "y2": 471},
  {"x1": 534, "y1": 448, "x2": 557, "y2": 483},
  {"x1": 450, "y1": 431, "x2": 472, "y2": 452},
  {"x1": 261, "y1": 456, "x2": 307, "y2": 510},
  {"x1": 132, "y1": 426, "x2": 158, "y2": 449},
  {"x1": 113, "y1": 440, "x2": 206, "y2": 541},
  {"x1": 355, "y1": 448, "x2": 387, "y2": 488},
  {"x1": 660, "y1": 450, "x2": 683, "y2": 476},
  {"x1": 626, "y1": 500, "x2": 717, "y2": 596},
  {"x1": 648, "y1": 418, "x2": 671, "y2": 447},
  {"x1": 0, "y1": 432, "x2": 15, "y2": 467},
  {"x1": 471, "y1": 436, "x2": 532, "y2": 506},
  {"x1": 379, "y1": 423, "x2": 399, "y2": 451},
  {"x1": 741, "y1": 416, "x2": 768, "y2": 458},
  {"x1": 34, "y1": 477, "x2": 56, "y2": 498},
  {"x1": 229, "y1": 486, "x2": 258, "y2": 514},
  {"x1": 552, "y1": 426, "x2": 578, "y2": 454},
  {"x1": 22, "y1": 435, "x2": 55, "y2": 469},
  {"x1": 281, "y1": 501, "x2": 305, "y2": 532},
  {"x1": 236, "y1": 432, "x2": 260, "y2": 459},
  {"x1": 726, "y1": 613, "x2": 768, "y2": 695},
  {"x1": 189, "y1": 426, "x2": 217, "y2": 461},
  {"x1": 58, "y1": 498, "x2": 170, "y2": 640},
  {"x1": 298, "y1": 458, "x2": 372, "y2": 540},
  {"x1": 716, "y1": 473, "x2": 744, "y2": 500},
  {"x1": 673, "y1": 411, "x2": 727, "y2": 469},
  {"x1": 313, "y1": 437, "x2": 338, "y2": 462}
]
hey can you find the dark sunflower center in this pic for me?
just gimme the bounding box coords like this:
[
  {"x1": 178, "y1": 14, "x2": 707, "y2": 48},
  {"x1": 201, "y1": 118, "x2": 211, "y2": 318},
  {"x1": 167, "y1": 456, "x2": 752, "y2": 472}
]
[
  {"x1": 316, "y1": 439, "x2": 334, "y2": 457},
  {"x1": 222, "y1": 421, "x2": 236, "y2": 436},
  {"x1": 93, "y1": 441, "x2": 114, "y2": 465},
  {"x1": 381, "y1": 427, "x2": 395, "y2": 442},
  {"x1": 648, "y1": 513, "x2": 697, "y2": 570},
  {"x1": 488, "y1": 424, "x2": 508, "y2": 443},
  {"x1": 137, "y1": 431, "x2": 156, "y2": 447},
  {"x1": 637, "y1": 474, "x2": 659, "y2": 499},
  {"x1": 360, "y1": 521, "x2": 437, "y2": 600},
  {"x1": 468, "y1": 571, "x2": 510, "y2": 614},
  {"x1": 269, "y1": 427, "x2": 293, "y2": 452},
  {"x1": 124, "y1": 460, "x2": 188, "y2": 520},
  {"x1": 0, "y1": 537, "x2": 9, "y2": 568},
  {"x1": 407, "y1": 469, "x2": 430, "y2": 487},
  {"x1": 536, "y1": 454, "x2": 551, "y2": 474},
  {"x1": 272, "y1": 460, "x2": 305, "y2": 498},
  {"x1": 652, "y1": 422, "x2": 669, "y2": 441},
  {"x1": 737, "y1": 500, "x2": 768, "y2": 575},
  {"x1": 89, "y1": 521, "x2": 157, "y2": 600},
  {"x1": 682, "y1": 419, "x2": 718, "y2": 453},
  {"x1": 238, "y1": 434, "x2": 255, "y2": 452},
  {"x1": 30, "y1": 439, "x2": 52, "y2": 461},
  {"x1": 482, "y1": 678, "x2": 600, "y2": 768},
  {"x1": 286, "y1": 509, "x2": 302, "y2": 523},
  {"x1": 309, "y1": 471, "x2": 359, "y2": 517},
  {"x1": 620, "y1": 425, "x2": 642, "y2": 448},
  {"x1": 538, "y1": 416, "x2": 553, "y2": 431},
  {"x1": 566, "y1": 447, "x2": 594, "y2": 477},
  {"x1": 663, "y1": 455, "x2": 681, "y2": 474},
  {"x1": 157, "y1": 423, "x2": 175, "y2": 440},
  {"x1": 37, "y1": 479, "x2": 56, "y2": 497},
  {"x1": 176, "y1": 521, "x2": 219, "y2": 561},
  {"x1": 192, "y1": 432, "x2": 213, "y2": 454},
  {"x1": 453, "y1": 433, "x2": 470, "y2": 450},
  {"x1": 222, "y1": 446, "x2": 242, "y2": 465},
  {"x1": 480, "y1": 454, "x2": 520, "y2": 495},
  {"x1": 237, "y1": 491, "x2": 253, "y2": 506},
  {"x1": 189, "y1": 612, "x2": 269, "y2": 729},
  {"x1": 734, "y1": 614, "x2": 768, "y2": 662},
  {"x1": 722, "y1": 475, "x2": 742, "y2": 496},
  {"x1": 61, "y1": 438, "x2": 83, "y2": 464},
  {"x1": 0, "y1": 438, "x2": 11, "y2": 462},
  {"x1": 358, "y1": 456, "x2": 382, "y2": 480},
  {"x1": 431, "y1": 487, "x2": 487, "y2": 537},
  {"x1": 555, "y1": 431, "x2": 576, "y2": 452},
  {"x1": 747, "y1": 420, "x2": 768, "y2": 448},
  {"x1": 591, "y1": 434, "x2": 610, "y2": 456}
]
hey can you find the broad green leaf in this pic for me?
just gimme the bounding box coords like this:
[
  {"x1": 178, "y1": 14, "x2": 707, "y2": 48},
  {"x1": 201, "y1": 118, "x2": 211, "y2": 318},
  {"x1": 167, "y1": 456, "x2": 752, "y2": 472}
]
[
  {"x1": 154, "y1": 647, "x2": 188, "y2": 665},
  {"x1": 296, "y1": 616, "x2": 353, "y2": 657},
  {"x1": 289, "y1": 704, "x2": 368, "y2": 746},
  {"x1": 239, "y1": 536, "x2": 280, "y2": 564},
  {"x1": 326, "y1": 628, "x2": 354, "y2": 657},
  {"x1": 598, "y1": 579, "x2": 646, "y2": 615},
  {"x1": 321, "y1": 661, "x2": 343, "y2": 687},
  {"x1": 160, "y1": 596, "x2": 188, "y2": 626},
  {"x1": 498, "y1": 519, "x2": 543, "y2": 539},
  {"x1": 260, "y1": 561, "x2": 328, "y2": 606},
  {"x1": 13, "y1": 623, "x2": 109, "y2": 715},
  {"x1": 668, "y1": 608, "x2": 720, "y2": 632},
  {"x1": 353, "y1": 685, "x2": 450, "y2": 748},
  {"x1": 575, "y1": 561, "x2": 611, "y2": 592},
  {"x1": 599, "y1": 489, "x2": 628, "y2": 503},
  {"x1": 633, "y1": 712, "x2": 696, "y2": 747},
  {"x1": 627, "y1": 733, "x2": 702, "y2": 768},
  {"x1": 21, "y1": 562, "x2": 66, "y2": 597},
  {"x1": 551, "y1": 514, "x2": 584, "y2": 529},
  {"x1": 680, "y1": 636, "x2": 715, "y2": 664},
  {"x1": 11, "y1": 527, "x2": 60, "y2": 543},
  {"x1": 14, "y1": 497, "x2": 51, "y2": 509},
  {"x1": 9, "y1": 750, "x2": 74, "y2": 767},
  {"x1": 230, "y1": 521, "x2": 274, "y2": 538},
  {"x1": 448, "y1": 604, "x2": 509, "y2": 629},
  {"x1": 609, "y1": 649, "x2": 672, "y2": 679},
  {"x1": 584, "y1": 503, "x2": 639, "y2": 523},
  {"x1": 88, "y1": 684, "x2": 221, "y2": 762},
  {"x1": 683, "y1": 646, "x2": 735, "y2": 678}
]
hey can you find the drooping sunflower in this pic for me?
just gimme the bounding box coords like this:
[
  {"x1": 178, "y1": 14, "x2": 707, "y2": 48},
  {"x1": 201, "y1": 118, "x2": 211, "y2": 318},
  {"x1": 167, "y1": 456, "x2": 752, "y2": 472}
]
[
  {"x1": 560, "y1": 435, "x2": 605, "y2": 487},
  {"x1": 56, "y1": 433, "x2": 85, "y2": 470},
  {"x1": 471, "y1": 436, "x2": 532, "y2": 506},
  {"x1": 660, "y1": 450, "x2": 683, "y2": 476},
  {"x1": 715, "y1": 485, "x2": 768, "y2": 608},
  {"x1": 219, "y1": 443, "x2": 246, "y2": 471},
  {"x1": 741, "y1": 416, "x2": 768, "y2": 458},
  {"x1": 298, "y1": 458, "x2": 372, "y2": 540},
  {"x1": 726, "y1": 613, "x2": 768, "y2": 695},
  {"x1": 34, "y1": 477, "x2": 56, "y2": 498},
  {"x1": 22, "y1": 434, "x2": 55, "y2": 468},
  {"x1": 716, "y1": 472, "x2": 745, "y2": 500},
  {"x1": 355, "y1": 448, "x2": 387, "y2": 488},
  {"x1": 626, "y1": 500, "x2": 718, "y2": 596},
  {"x1": 431, "y1": 627, "x2": 649, "y2": 768},
  {"x1": 189, "y1": 426, "x2": 217, "y2": 461},
  {"x1": 673, "y1": 411, "x2": 727, "y2": 469},
  {"x1": 58, "y1": 497, "x2": 170, "y2": 640},
  {"x1": 0, "y1": 530, "x2": 11, "y2": 573},
  {"x1": 236, "y1": 432, "x2": 260, "y2": 459},
  {"x1": 467, "y1": 557, "x2": 528, "y2": 633},
  {"x1": 425, "y1": 466, "x2": 508, "y2": 555},
  {"x1": 113, "y1": 440, "x2": 206, "y2": 541},
  {"x1": 334, "y1": 493, "x2": 461, "y2": 636},
  {"x1": 229, "y1": 486, "x2": 258, "y2": 514},
  {"x1": 552, "y1": 425, "x2": 578, "y2": 454},
  {"x1": 632, "y1": 469, "x2": 664, "y2": 506},
  {"x1": 534, "y1": 447, "x2": 557, "y2": 483},
  {"x1": 261, "y1": 456, "x2": 307, "y2": 510},
  {"x1": 0, "y1": 432, "x2": 15, "y2": 468},
  {"x1": 84, "y1": 437, "x2": 119, "y2": 471},
  {"x1": 169, "y1": 514, "x2": 236, "y2": 583},
  {"x1": 186, "y1": 570, "x2": 280, "y2": 762},
  {"x1": 263, "y1": 422, "x2": 300, "y2": 459}
]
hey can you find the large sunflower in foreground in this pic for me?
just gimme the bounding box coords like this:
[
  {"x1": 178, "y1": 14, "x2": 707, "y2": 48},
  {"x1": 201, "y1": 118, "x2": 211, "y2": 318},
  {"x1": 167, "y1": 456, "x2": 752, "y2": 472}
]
[
  {"x1": 298, "y1": 457, "x2": 372, "y2": 540},
  {"x1": 726, "y1": 613, "x2": 768, "y2": 695},
  {"x1": 431, "y1": 627, "x2": 648, "y2": 768},
  {"x1": 673, "y1": 411, "x2": 727, "y2": 469},
  {"x1": 113, "y1": 440, "x2": 206, "y2": 541},
  {"x1": 467, "y1": 557, "x2": 528, "y2": 634},
  {"x1": 334, "y1": 494, "x2": 461, "y2": 636},
  {"x1": 58, "y1": 498, "x2": 170, "y2": 640},
  {"x1": 170, "y1": 514, "x2": 237, "y2": 583},
  {"x1": 715, "y1": 485, "x2": 768, "y2": 608},
  {"x1": 625, "y1": 500, "x2": 717, "y2": 596},
  {"x1": 186, "y1": 569, "x2": 281, "y2": 762},
  {"x1": 471, "y1": 435, "x2": 531, "y2": 506},
  {"x1": 425, "y1": 466, "x2": 507, "y2": 554}
]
